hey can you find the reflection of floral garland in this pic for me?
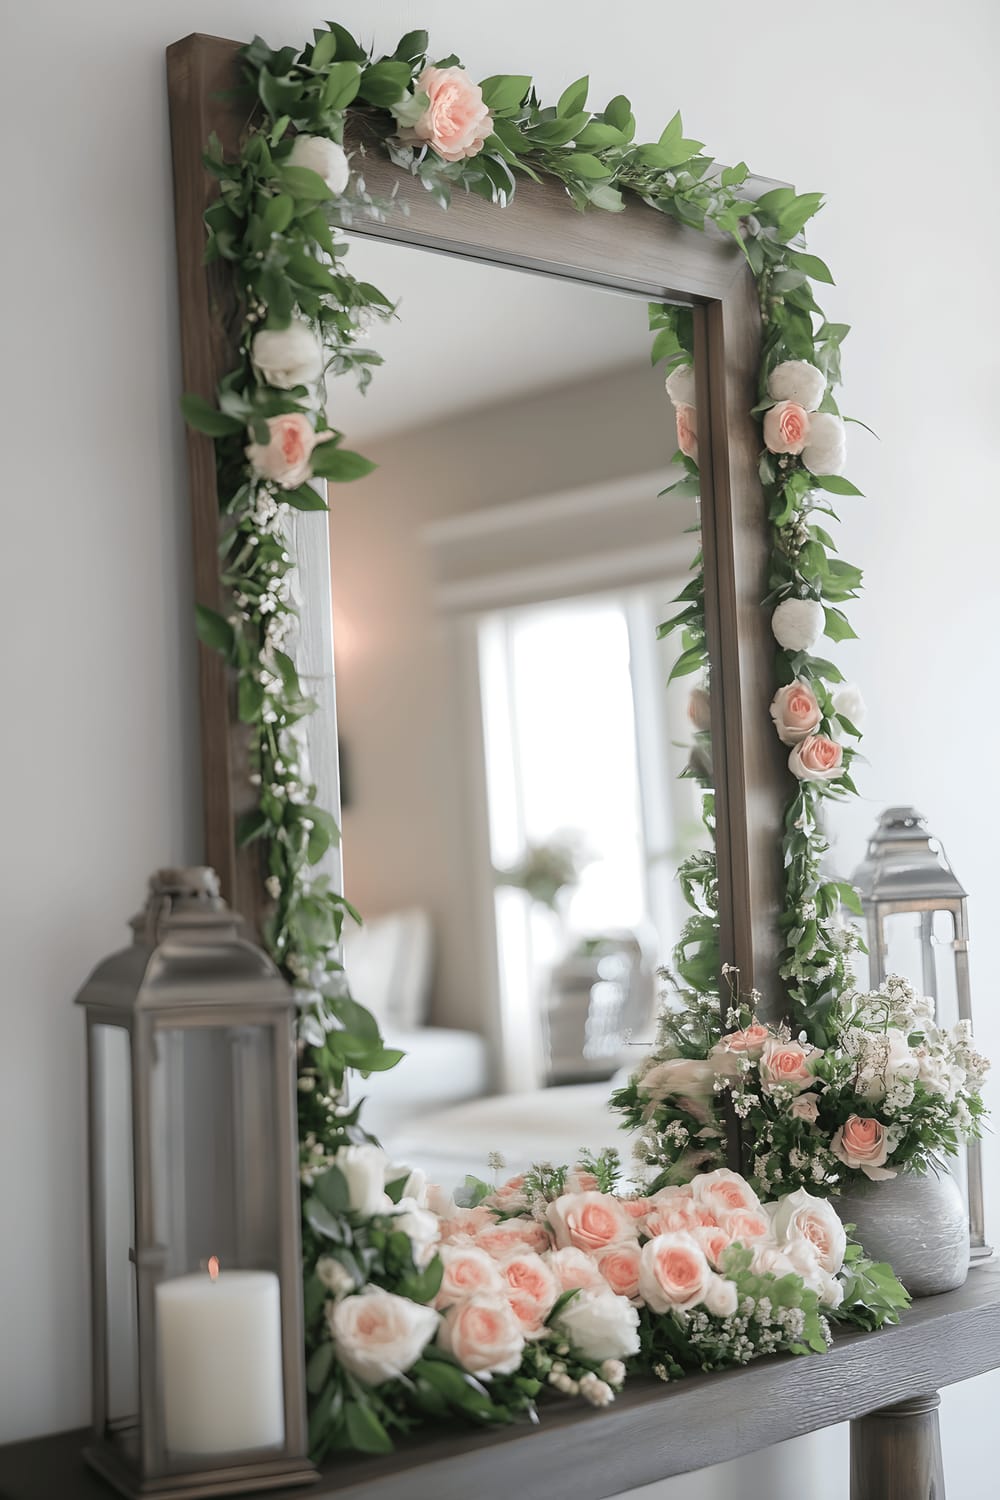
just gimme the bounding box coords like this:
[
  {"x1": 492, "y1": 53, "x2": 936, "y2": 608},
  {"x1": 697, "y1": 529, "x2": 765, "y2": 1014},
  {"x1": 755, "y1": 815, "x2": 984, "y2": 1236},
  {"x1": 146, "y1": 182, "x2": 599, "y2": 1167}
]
[
  {"x1": 181, "y1": 19, "x2": 916, "y2": 1458},
  {"x1": 301, "y1": 1142, "x2": 906, "y2": 1456}
]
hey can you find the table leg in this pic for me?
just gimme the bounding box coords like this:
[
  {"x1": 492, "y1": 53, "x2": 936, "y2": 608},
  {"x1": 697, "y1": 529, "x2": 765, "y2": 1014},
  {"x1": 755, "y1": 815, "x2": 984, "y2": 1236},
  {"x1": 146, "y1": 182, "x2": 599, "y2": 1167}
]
[{"x1": 850, "y1": 1392, "x2": 945, "y2": 1500}]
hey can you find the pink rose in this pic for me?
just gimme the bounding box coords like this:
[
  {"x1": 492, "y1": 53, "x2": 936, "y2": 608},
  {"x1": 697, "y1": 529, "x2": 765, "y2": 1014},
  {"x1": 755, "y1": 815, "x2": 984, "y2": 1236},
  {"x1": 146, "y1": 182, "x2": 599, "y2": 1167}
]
[
  {"x1": 497, "y1": 1251, "x2": 558, "y2": 1335},
  {"x1": 543, "y1": 1246, "x2": 607, "y2": 1295},
  {"x1": 475, "y1": 1218, "x2": 551, "y2": 1260},
  {"x1": 717, "y1": 1208, "x2": 772, "y2": 1247},
  {"x1": 763, "y1": 400, "x2": 811, "y2": 455},
  {"x1": 402, "y1": 65, "x2": 493, "y2": 162},
  {"x1": 644, "y1": 1201, "x2": 703, "y2": 1236},
  {"x1": 759, "y1": 1038, "x2": 822, "y2": 1095},
  {"x1": 691, "y1": 1224, "x2": 732, "y2": 1269},
  {"x1": 789, "y1": 735, "x2": 844, "y2": 784},
  {"x1": 434, "y1": 1244, "x2": 504, "y2": 1309},
  {"x1": 437, "y1": 1294, "x2": 525, "y2": 1376},
  {"x1": 245, "y1": 413, "x2": 332, "y2": 489},
  {"x1": 690, "y1": 1168, "x2": 762, "y2": 1219},
  {"x1": 831, "y1": 1115, "x2": 896, "y2": 1181},
  {"x1": 563, "y1": 1167, "x2": 601, "y2": 1194},
  {"x1": 771, "y1": 1189, "x2": 847, "y2": 1274},
  {"x1": 594, "y1": 1242, "x2": 642, "y2": 1301},
  {"x1": 638, "y1": 1232, "x2": 713, "y2": 1313},
  {"x1": 687, "y1": 687, "x2": 712, "y2": 733},
  {"x1": 548, "y1": 1192, "x2": 637, "y2": 1254},
  {"x1": 790, "y1": 1094, "x2": 820, "y2": 1124},
  {"x1": 620, "y1": 1196, "x2": 655, "y2": 1221},
  {"x1": 770, "y1": 680, "x2": 822, "y2": 747},
  {"x1": 484, "y1": 1174, "x2": 530, "y2": 1213},
  {"x1": 437, "y1": 1205, "x2": 494, "y2": 1242},
  {"x1": 675, "y1": 403, "x2": 698, "y2": 462},
  {"x1": 719, "y1": 1023, "x2": 770, "y2": 1058}
]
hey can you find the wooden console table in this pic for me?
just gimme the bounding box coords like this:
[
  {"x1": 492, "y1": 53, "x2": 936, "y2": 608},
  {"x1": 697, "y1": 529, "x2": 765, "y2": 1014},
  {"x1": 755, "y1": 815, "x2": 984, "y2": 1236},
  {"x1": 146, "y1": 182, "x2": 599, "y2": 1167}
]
[{"x1": 2, "y1": 1265, "x2": 997, "y2": 1500}]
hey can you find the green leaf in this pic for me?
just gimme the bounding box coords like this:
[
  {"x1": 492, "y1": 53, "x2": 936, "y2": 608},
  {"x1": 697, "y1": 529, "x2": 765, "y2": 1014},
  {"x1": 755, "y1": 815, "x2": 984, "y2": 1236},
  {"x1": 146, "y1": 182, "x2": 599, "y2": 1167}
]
[
  {"x1": 280, "y1": 165, "x2": 333, "y2": 201},
  {"x1": 258, "y1": 67, "x2": 304, "y2": 120},
  {"x1": 557, "y1": 75, "x2": 589, "y2": 117},
  {"x1": 180, "y1": 392, "x2": 243, "y2": 437},
  {"x1": 392, "y1": 28, "x2": 429, "y2": 62},
  {"x1": 479, "y1": 74, "x2": 532, "y2": 114},
  {"x1": 310, "y1": 29, "x2": 338, "y2": 72},
  {"x1": 304, "y1": 1195, "x2": 344, "y2": 1240},
  {"x1": 823, "y1": 606, "x2": 857, "y2": 642},
  {"x1": 567, "y1": 152, "x2": 612, "y2": 180},
  {"x1": 236, "y1": 808, "x2": 269, "y2": 848},
  {"x1": 306, "y1": 1342, "x2": 334, "y2": 1394},
  {"x1": 721, "y1": 161, "x2": 749, "y2": 188},
  {"x1": 238, "y1": 674, "x2": 264, "y2": 723},
  {"x1": 313, "y1": 1165, "x2": 351, "y2": 1217},
  {"x1": 325, "y1": 23, "x2": 366, "y2": 63},
  {"x1": 261, "y1": 193, "x2": 295, "y2": 234},
  {"x1": 322, "y1": 60, "x2": 363, "y2": 111},
  {"x1": 604, "y1": 94, "x2": 633, "y2": 131},
  {"x1": 358, "y1": 59, "x2": 413, "y2": 108},
  {"x1": 574, "y1": 121, "x2": 625, "y2": 149},
  {"x1": 343, "y1": 1402, "x2": 394, "y2": 1455},
  {"x1": 194, "y1": 603, "x2": 234, "y2": 655},
  {"x1": 668, "y1": 645, "x2": 706, "y2": 683},
  {"x1": 787, "y1": 249, "x2": 835, "y2": 284},
  {"x1": 310, "y1": 446, "x2": 377, "y2": 482},
  {"x1": 812, "y1": 474, "x2": 864, "y2": 496},
  {"x1": 284, "y1": 482, "x2": 329, "y2": 511}
]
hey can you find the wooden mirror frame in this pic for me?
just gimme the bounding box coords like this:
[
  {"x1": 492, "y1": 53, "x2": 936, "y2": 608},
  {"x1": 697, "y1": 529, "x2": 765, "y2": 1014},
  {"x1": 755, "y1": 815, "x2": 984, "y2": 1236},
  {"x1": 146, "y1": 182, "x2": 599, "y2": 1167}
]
[{"x1": 167, "y1": 31, "x2": 787, "y2": 1016}]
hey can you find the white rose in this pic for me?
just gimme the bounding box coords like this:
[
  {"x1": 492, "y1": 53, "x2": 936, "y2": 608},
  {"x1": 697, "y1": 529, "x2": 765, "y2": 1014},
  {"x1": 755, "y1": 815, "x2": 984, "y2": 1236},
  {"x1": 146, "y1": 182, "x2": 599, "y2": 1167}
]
[
  {"x1": 702, "y1": 1272, "x2": 739, "y2": 1318},
  {"x1": 750, "y1": 1245, "x2": 797, "y2": 1280},
  {"x1": 386, "y1": 1164, "x2": 428, "y2": 1208},
  {"x1": 665, "y1": 364, "x2": 697, "y2": 408},
  {"x1": 553, "y1": 1288, "x2": 641, "y2": 1362},
  {"x1": 332, "y1": 1144, "x2": 391, "y2": 1218},
  {"x1": 638, "y1": 1057, "x2": 717, "y2": 1102},
  {"x1": 288, "y1": 134, "x2": 350, "y2": 195},
  {"x1": 771, "y1": 597, "x2": 825, "y2": 653},
  {"x1": 801, "y1": 412, "x2": 847, "y2": 476},
  {"x1": 328, "y1": 1288, "x2": 439, "y2": 1385},
  {"x1": 832, "y1": 682, "x2": 866, "y2": 730},
  {"x1": 316, "y1": 1255, "x2": 355, "y2": 1298},
  {"x1": 251, "y1": 321, "x2": 324, "y2": 390},
  {"x1": 771, "y1": 1188, "x2": 847, "y2": 1274},
  {"x1": 766, "y1": 360, "x2": 826, "y2": 412},
  {"x1": 389, "y1": 1196, "x2": 440, "y2": 1268}
]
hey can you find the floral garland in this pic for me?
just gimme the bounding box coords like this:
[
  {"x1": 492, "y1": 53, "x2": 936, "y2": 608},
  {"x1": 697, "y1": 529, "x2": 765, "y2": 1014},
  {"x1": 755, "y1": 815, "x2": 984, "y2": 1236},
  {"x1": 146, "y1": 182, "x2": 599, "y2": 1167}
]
[
  {"x1": 180, "y1": 17, "x2": 917, "y2": 1457},
  {"x1": 300, "y1": 1143, "x2": 905, "y2": 1456}
]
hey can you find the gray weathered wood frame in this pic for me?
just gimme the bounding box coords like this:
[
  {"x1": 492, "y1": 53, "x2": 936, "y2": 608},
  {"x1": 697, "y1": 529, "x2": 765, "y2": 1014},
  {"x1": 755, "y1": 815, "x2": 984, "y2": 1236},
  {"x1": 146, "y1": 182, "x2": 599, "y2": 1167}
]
[{"x1": 167, "y1": 30, "x2": 787, "y2": 1013}]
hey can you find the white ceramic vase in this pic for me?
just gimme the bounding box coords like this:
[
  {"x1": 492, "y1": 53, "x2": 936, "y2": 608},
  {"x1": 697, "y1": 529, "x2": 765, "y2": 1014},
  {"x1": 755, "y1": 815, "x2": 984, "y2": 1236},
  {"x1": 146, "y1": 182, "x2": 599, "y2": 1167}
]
[{"x1": 834, "y1": 1165, "x2": 969, "y2": 1298}]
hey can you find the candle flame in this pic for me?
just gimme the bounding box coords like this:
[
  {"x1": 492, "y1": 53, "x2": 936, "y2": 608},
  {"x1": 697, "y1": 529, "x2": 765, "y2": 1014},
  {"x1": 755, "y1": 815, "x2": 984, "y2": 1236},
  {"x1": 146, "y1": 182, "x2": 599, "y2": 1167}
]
[{"x1": 207, "y1": 1256, "x2": 220, "y2": 1282}]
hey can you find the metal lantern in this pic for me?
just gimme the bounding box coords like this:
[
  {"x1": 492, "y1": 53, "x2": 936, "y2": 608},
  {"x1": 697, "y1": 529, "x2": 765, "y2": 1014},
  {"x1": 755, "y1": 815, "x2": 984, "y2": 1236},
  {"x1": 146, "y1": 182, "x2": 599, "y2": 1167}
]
[
  {"x1": 852, "y1": 808, "x2": 990, "y2": 1259},
  {"x1": 76, "y1": 868, "x2": 316, "y2": 1498}
]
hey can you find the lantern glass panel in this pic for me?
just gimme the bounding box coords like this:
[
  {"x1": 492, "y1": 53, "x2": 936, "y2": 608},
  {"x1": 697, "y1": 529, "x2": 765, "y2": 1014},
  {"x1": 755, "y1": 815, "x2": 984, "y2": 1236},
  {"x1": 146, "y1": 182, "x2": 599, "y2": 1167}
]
[
  {"x1": 880, "y1": 909, "x2": 961, "y2": 1029},
  {"x1": 150, "y1": 1021, "x2": 280, "y2": 1277},
  {"x1": 92, "y1": 1023, "x2": 139, "y2": 1451}
]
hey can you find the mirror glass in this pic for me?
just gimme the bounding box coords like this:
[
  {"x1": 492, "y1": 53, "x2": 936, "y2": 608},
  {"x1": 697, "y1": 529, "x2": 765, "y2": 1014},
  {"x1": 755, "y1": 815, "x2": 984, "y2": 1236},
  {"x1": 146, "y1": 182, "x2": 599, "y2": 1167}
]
[{"x1": 325, "y1": 237, "x2": 714, "y2": 1183}]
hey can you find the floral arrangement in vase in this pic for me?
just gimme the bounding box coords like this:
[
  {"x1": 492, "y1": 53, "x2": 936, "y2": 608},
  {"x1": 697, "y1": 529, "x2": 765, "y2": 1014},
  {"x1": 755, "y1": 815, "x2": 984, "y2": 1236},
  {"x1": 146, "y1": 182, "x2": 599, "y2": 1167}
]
[
  {"x1": 301, "y1": 1137, "x2": 907, "y2": 1457},
  {"x1": 613, "y1": 973, "x2": 989, "y2": 1200}
]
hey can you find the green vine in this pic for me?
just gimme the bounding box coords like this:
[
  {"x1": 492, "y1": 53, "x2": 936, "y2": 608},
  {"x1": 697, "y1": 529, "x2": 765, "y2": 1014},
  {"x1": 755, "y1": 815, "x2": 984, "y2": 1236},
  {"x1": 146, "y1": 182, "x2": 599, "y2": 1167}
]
[{"x1": 181, "y1": 13, "x2": 875, "y2": 1408}]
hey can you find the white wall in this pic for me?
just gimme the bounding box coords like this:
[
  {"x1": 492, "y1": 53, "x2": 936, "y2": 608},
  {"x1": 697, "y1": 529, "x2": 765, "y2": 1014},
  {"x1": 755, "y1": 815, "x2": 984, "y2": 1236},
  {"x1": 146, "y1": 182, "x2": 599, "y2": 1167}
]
[{"x1": 2, "y1": 1, "x2": 997, "y2": 1492}]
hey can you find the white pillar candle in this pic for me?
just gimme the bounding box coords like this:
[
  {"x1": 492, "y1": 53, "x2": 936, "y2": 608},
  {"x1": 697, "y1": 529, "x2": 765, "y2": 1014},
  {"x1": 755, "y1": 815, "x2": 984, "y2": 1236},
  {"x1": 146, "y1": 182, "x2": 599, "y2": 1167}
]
[{"x1": 156, "y1": 1263, "x2": 285, "y2": 1456}]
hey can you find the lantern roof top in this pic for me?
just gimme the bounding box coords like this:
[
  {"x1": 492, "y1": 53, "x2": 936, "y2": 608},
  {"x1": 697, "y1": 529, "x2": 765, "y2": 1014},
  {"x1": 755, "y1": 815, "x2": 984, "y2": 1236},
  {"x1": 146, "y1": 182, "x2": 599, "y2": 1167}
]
[
  {"x1": 851, "y1": 807, "x2": 968, "y2": 904},
  {"x1": 75, "y1": 867, "x2": 293, "y2": 1013}
]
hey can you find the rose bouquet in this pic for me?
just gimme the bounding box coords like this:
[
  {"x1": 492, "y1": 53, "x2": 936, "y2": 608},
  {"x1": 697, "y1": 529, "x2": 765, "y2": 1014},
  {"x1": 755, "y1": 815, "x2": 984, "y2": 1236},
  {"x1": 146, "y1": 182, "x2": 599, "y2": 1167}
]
[
  {"x1": 614, "y1": 974, "x2": 989, "y2": 1200},
  {"x1": 302, "y1": 1137, "x2": 906, "y2": 1457}
]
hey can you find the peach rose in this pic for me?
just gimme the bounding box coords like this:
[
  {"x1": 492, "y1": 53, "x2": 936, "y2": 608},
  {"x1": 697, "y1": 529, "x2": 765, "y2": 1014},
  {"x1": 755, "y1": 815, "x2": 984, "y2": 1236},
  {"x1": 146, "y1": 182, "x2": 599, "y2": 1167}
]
[
  {"x1": 246, "y1": 413, "x2": 332, "y2": 489},
  {"x1": 402, "y1": 66, "x2": 493, "y2": 162},
  {"x1": 484, "y1": 1174, "x2": 530, "y2": 1213},
  {"x1": 475, "y1": 1218, "x2": 551, "y2": 1260},
  {"x1": 719, "y1": 1023, "x2": 771, "y2": 1058},
  {"x1": 497, "y1": 1252, "x2": 558, "y2": 1335},
  {"x1": 328, "y1": 1288, "x2": 439, "y2": 1385},
  {"x1": 771, "y1": 1189, "x2": 847, "y2": 1274},
  {"x1": 437, "y1": 1205, "x2": 494, "y2": 1243},
  {"x1": 831, "y1": 1115, "x2": 896, "y2": 1181},
  {"x1": 691, "y1": 1224, "x2": 732, "y2": 1269},
  {"x1": 675, "y1": 403, "x2": 698, "y2": 462},
  {"x1": 763, "y1": 400, "x2": 811, "y2": 455},
  {"x1": 790, "y1": 1094, "x2": 820, "y2": 1124},
  {"x1": 759, "y1": 1038, "x2": 822, "y2": 1096},
  {"x1": 717, "y1": 1208, "x2": 772, "y2": 1246},
  {"x1": 769, "y1": 680, "x2": 822, "y2": 747},
  {"x1": 638, "y1": 1233, "x2": 713, "y2": 1313},
  {"x1": 543, "y1": 1246, "x2": 608, "y2": 1295},
  {"x1": 691, "y1": 1168, "x2": 762, "y2": 1219},
  {"x1": 789, "y1": 735, "x2": 844, "y2": 784},
  {"x1": 548, "y1": 1192, "x2": 637, "y2": 1254},
  {"x1": 437, "y1": 1294, "x2": 525, "y2": 1376},
  {"x1": 639, "y1": 1057, "x2": 717, "y2": 1103},
  {"x1": 434, "y1": 1244, "x2": 505, "y2": 1308},
  {"x1": 620, "y1": 1196, "x2": 655, "y2": 1221},
  {"x1": 563, "y1": 1168, "x2": 601, "y2": 1194},
  {"x1": 687, "y1": 686, "x2": 712, "y2": 733},
  {"x1": 594, "y1": 1242, "x2": 642, "y2": 1301}
]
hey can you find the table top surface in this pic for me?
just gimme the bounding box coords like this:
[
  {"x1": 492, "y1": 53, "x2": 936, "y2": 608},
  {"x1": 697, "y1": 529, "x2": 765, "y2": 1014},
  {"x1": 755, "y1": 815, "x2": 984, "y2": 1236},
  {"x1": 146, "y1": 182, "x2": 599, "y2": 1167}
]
[{"x1": 2, "y1": 1263, "x2": 998, "y2": 1500}]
